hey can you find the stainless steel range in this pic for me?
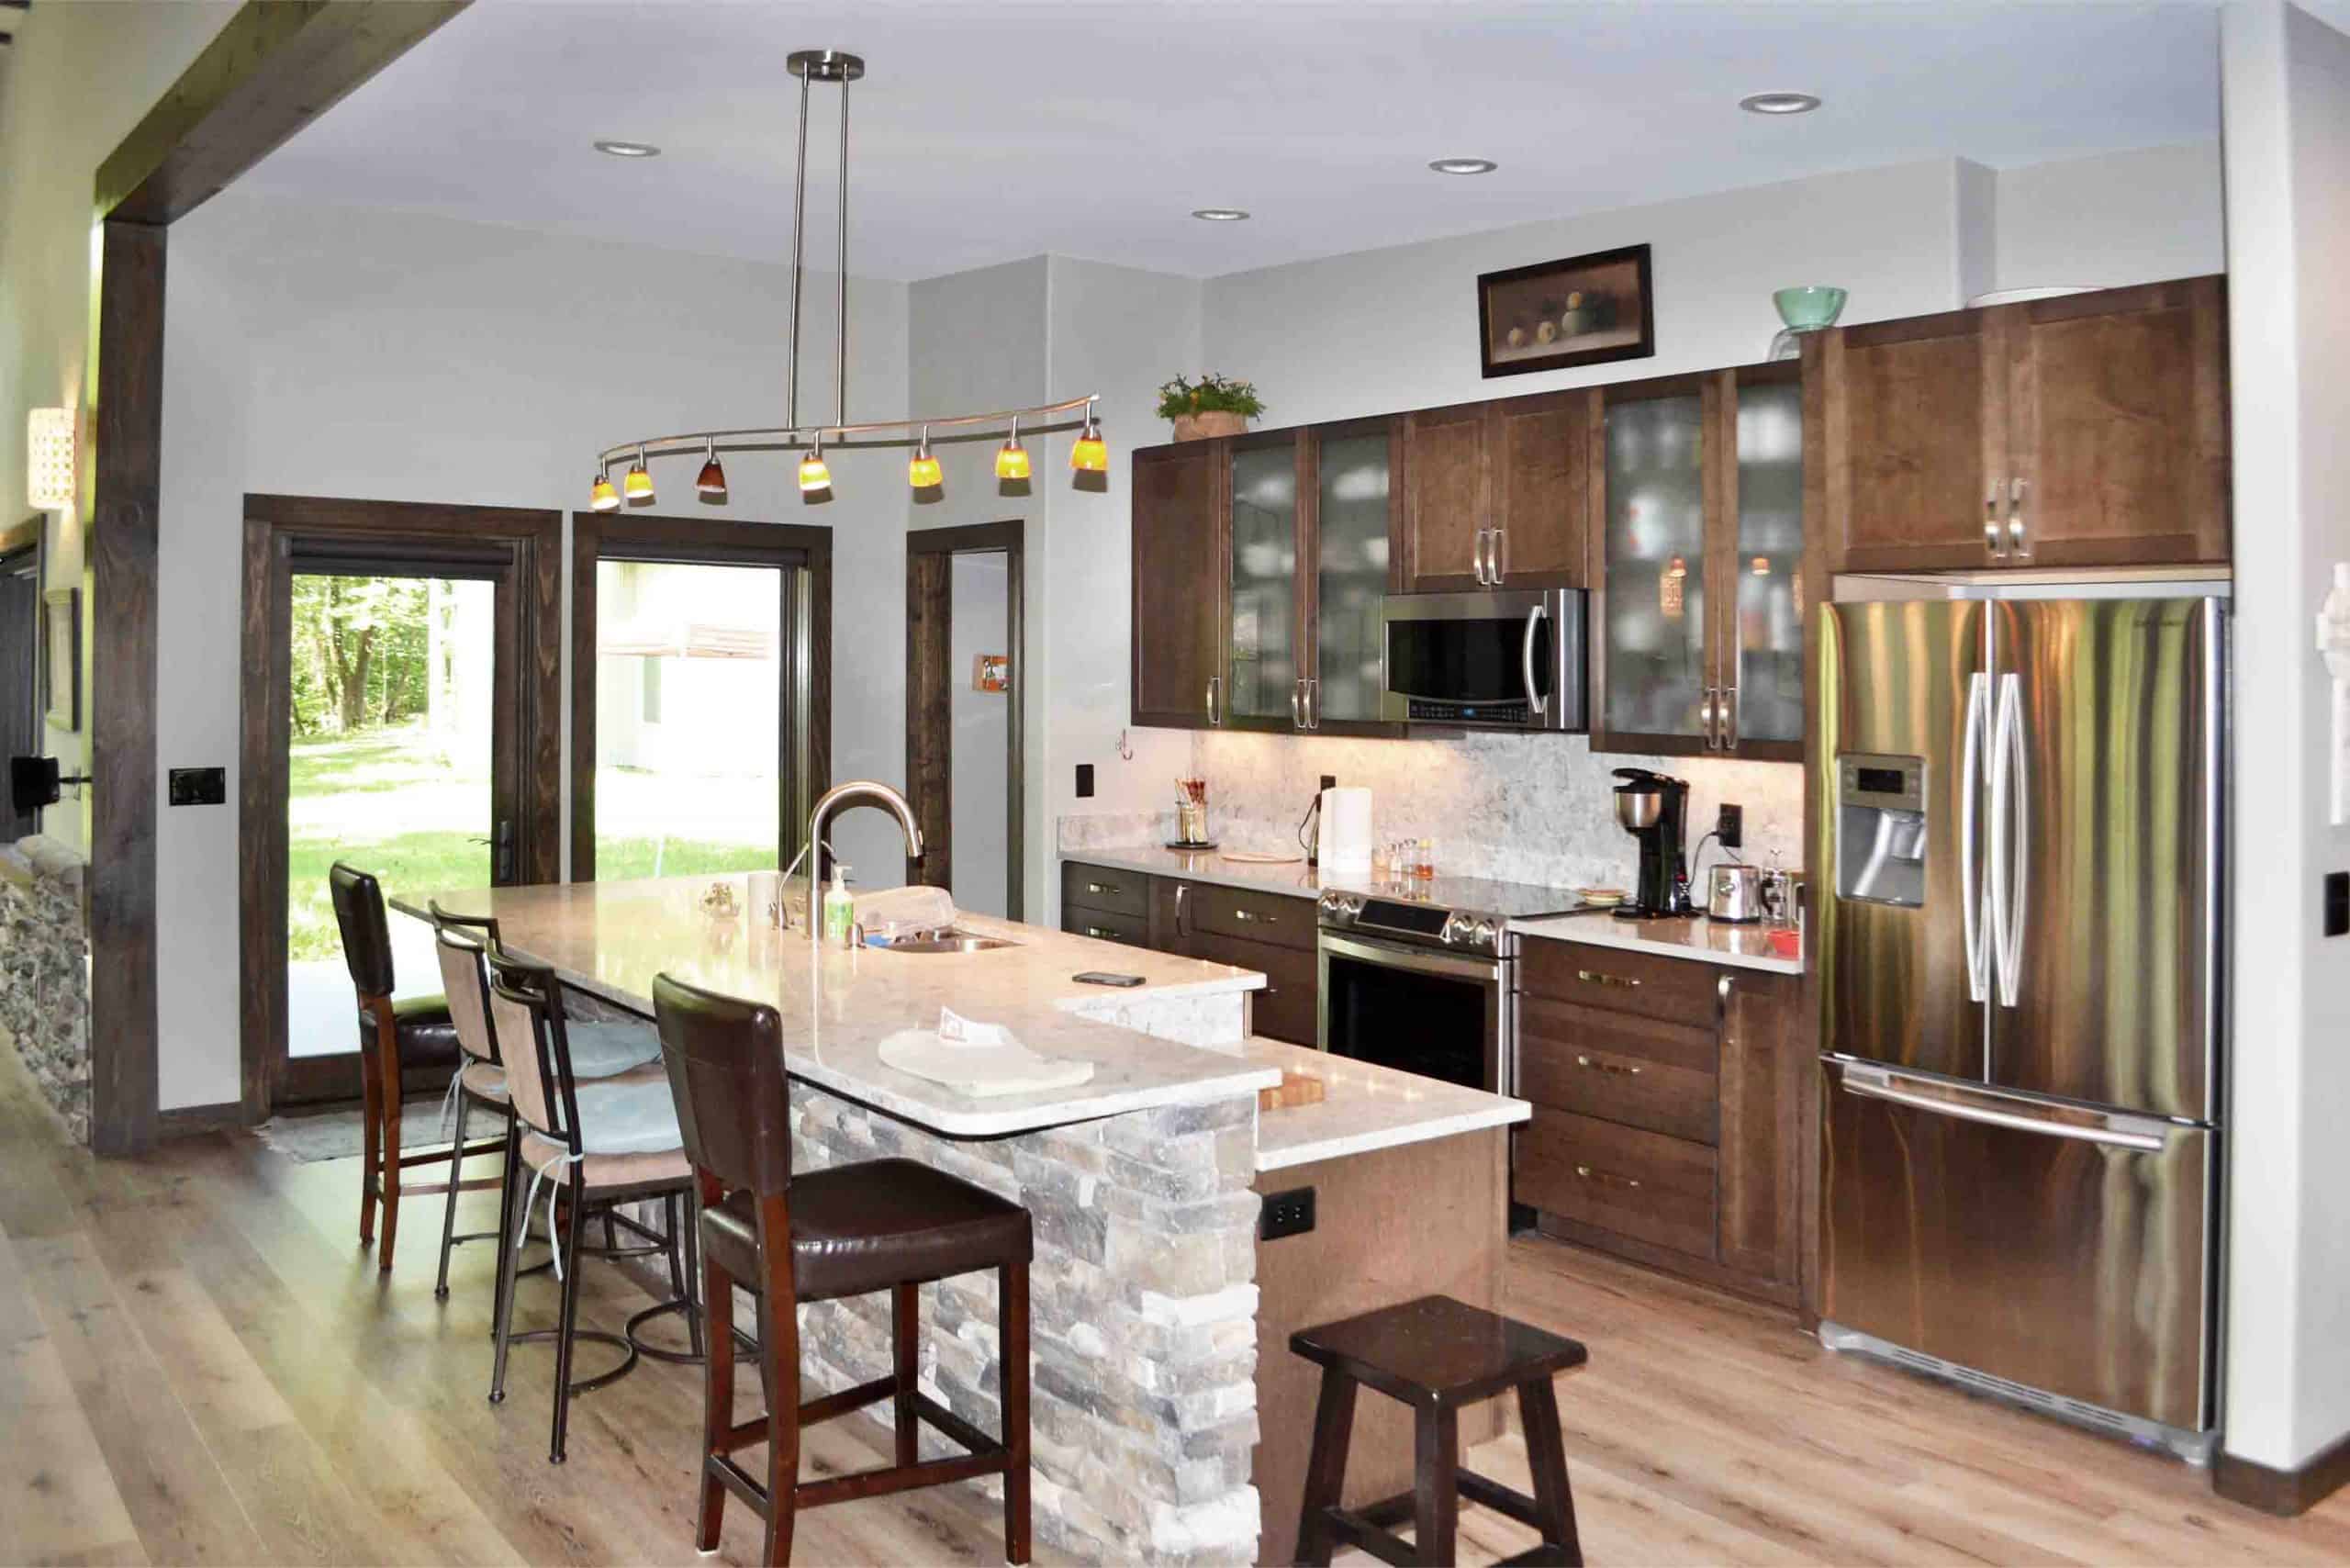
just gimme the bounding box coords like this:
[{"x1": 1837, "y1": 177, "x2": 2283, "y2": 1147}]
[{"x1": 1316, "y1": 876, "x2": 1592, "y2": 1095}]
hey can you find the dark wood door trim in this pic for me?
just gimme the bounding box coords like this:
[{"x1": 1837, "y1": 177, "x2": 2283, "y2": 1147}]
[
  {"x1": 239, "y1": 495, "x2": 561, "y2": 1120},
  {"x1": 569, "y1": 512, "x2": 832, "y2": 884},
  {"x1": 905, "y1": 521, "x2": 1024, "y2": 922},
  {"x1": 87, "y1": 0, "x2": 473, "y2": 1154}
]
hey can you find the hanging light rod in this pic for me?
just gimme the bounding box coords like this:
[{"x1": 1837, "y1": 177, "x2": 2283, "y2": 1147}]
[{"x1": 591, "y1": 46, "x2": 1104, "y2": 504}]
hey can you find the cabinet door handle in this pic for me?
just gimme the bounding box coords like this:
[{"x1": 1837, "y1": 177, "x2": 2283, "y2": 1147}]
[
  {"x1": 1985, "y1": 483, "x2": 2007, "y2": 557},
  {"x1": 1084, "y1": 881, "x2": 1124, "y2": 897},
  {"x1": 1307, "y1": 678, "x2": 1321, "y2": 730},
  {"x1": 1576, "y1": 969, "x2": 1640, "y2": 989},
  {"x1": 1496, "y1": 525, "x2": 1509, "y2": 583},
  {"x1": 1175, "y1": 881, "x2": 1189, "y2": 937},
  {"x1": 1206, "y1": 676, "x2": 1222, "y2": 725},
  {"x1": 1699, "y1": 689, "x2": 1720, "y2": 750},
  {"x1": 1575, "y1": 1053, "x2": 1644, "y2": 1077},
  {"x1": 2009, "y1": 476, "x2": 2030, "y2": 557},
  {"x1": 1471, "y1": 529, "x2": 1486, "y2": 585},
  {"x1": 1292, "y1": 679, "x2": 1304, "y2": 729},
  {"x1": 1723, "y1": 685, "x2": 1739, "y2": 750},
  {"x1": 1234, "y1": 907, "x2": 1274, "y2": 924},
  {"x1": 1574, "y1": 1164, "x2": 1643, "y2": 1191}
]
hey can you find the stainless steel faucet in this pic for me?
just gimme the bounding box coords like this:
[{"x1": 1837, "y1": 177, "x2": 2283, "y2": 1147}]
[{"x1": 805, "y1": 780, "x2": 924, "y2": 936}]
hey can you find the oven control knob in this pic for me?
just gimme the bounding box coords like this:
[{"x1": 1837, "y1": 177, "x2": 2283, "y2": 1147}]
[{"x1": 1472, "y1": 918, "x2": 1498, "y2": 948}]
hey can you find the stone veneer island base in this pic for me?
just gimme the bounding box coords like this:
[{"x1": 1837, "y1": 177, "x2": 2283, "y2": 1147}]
[{"x1": 399, "y1": 875, "x2": 1527, "y2": 1565}]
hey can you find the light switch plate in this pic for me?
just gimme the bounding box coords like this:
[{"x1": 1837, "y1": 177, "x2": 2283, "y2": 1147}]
[{"x1": 169, "y1": 767, "x2": 226, "y2": 806}]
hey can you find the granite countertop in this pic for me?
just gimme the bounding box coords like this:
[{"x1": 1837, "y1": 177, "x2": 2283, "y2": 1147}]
[
  {"x1": 1063, "y1": 844, "x2": 1331, "y2": 900},
  {"x1": 1511, "y1": 909, "x2": 1805, "y2": 974},
  {"x1": 1244, "y1": 1036, "x2": 1529, "y2": 1173},
  {"x1": 394, "y1": 876, "x2": 1280, "y2": 1137}
]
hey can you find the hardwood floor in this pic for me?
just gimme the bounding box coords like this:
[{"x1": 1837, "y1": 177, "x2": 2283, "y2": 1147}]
[{"x1": 3, "y1": 1044, "x2": 2345, "y2": 1566}]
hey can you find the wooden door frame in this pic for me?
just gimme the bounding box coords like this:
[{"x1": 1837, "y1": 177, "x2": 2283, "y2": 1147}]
[
  {"x1": 905, "y1": 521, "x2": 1024, "y2": 921},
  {"x1": 87, "y1": 1, "x2": 471, "y2": 1154},
  {"x1": 239, "y1": 494, "x2": 562, "y2": 1119},
  {"x1": 0, "y1": 516, "x2": 42, "y2": 841},
  {"x1": 568, "y1": 511, "x2": 833, "y2": 883}
]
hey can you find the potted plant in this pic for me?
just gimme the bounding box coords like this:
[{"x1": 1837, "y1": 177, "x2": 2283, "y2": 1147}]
[{"x1": 1157, "y1": 373, "x2": 1265, "y2": 442}]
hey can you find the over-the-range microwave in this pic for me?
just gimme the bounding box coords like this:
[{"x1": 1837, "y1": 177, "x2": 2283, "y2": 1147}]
[{"x1": 1379, "y1": 588, "x2": 1588, "y2": 733}]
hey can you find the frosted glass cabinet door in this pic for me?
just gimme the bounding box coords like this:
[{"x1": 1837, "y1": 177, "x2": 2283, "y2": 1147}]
[
  {"x1": 1314, "y1": 430, "x2": 1393, "y2": 725},
  {"x1": 1227, "y1": 441, "x2": 1300, "y2": 725},
  {"x1": 1602, "y1": 393, "x2": 1708, "y2": 741},
  {"x1": 1731, "y1": 376, "x2": 1805, "y2": 746}
]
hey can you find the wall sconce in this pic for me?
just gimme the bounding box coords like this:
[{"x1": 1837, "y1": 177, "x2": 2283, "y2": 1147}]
[{"x1": 28, "y1": 409, "x2": 74, "y2": 511}]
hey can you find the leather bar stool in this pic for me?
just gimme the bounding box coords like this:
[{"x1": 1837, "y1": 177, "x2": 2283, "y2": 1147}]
[
  {"x1": 329, "y1": 862, "x2": 501, "y2": 1273},
  {"x1": 428, "y1": 901, "x2": 665, "y2": 1325},
  {"x1": 651, "y1": 972, "x2": 1034, "y2": 1567},
  {"x1": 1292, "y1": 1294, "x2": 1587, "y2": 1568},
  {"x1": 483, "y1": 946, "x2": 700, "y2": 1462}
]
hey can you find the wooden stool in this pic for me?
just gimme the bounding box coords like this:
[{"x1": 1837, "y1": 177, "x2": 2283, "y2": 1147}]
[{"x1": 1292, "y1": 1294, "x2": 1586, "y2": 1568}]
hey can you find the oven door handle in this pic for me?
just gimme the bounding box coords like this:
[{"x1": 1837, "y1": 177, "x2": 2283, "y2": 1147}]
[{"x1": 1317, "y1": 930, "x2": 1503, "y2": 983}]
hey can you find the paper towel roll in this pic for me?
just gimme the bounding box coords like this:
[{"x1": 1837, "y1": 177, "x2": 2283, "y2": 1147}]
[{"x1": 1320, "y1": 786, "x2": 1373, "y2": 872}]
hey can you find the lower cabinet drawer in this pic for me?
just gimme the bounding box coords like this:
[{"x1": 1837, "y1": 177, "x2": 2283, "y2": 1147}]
[
  {"x1": 1521, "y1": 937, "x2": 1722, "y2": 1032},
  {"x1": 1062, "y1": 907, "x2": 1147, "y2": 947},
  {"x1": 1189, "y1": 882, "x2": 1315, "y2": 953},
  {"x1": 1061, "y1": 861, "x2": 1150, "y2": 921},
  {"x1": 1516, "y1": 997, "x2": 1719, "y2": 1145},
  {"x1": 1186, "y1": 929, "x2": 1317, "y2": 1046},
  {"x1": 1513, "y1": 1108, "x2": 1717, "y2": 1260}
]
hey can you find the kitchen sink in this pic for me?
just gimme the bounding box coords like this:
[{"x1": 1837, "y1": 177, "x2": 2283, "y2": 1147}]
[{"x1": 880, "y1": 930, "x2": 1018, "y2": 954}]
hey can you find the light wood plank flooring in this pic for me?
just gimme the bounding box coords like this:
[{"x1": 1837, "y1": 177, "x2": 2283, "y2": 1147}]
[{"x1": 3, "y1": 1047, "x2": 2345, "y2": 1566}]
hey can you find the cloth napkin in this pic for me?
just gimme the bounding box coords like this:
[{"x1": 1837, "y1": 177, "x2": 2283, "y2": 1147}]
[{"x1": 877, "y1": 1007, "x2": 1095, "y2": 1098}]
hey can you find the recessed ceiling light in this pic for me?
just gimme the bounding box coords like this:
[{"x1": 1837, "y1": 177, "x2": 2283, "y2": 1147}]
[
  {"x1": 1428, "y1": 158, "x2": 1498, "y2": 175},
  {"x1": 1192, "y1": 208, "x2": 1250, "y2": 222},
  {"x1": 1739, "y1": 92, "x2": 1821, "y2": 116},
  {"x1": 593, "y1": 139, "x2": 662, "y2": 158}
]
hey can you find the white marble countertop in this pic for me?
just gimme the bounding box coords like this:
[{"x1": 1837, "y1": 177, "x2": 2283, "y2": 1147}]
[
  {"x1": 1062, "y1": 845, "x2": 1332, "y2": 901},
  {"x1": 1245, "y1": 1036, "x2": 1529, "y2": 1173},
  {"x1": 394, "y1": 876, "x2": 1280, "y2": 1137},
  {"x1": 1512, "y1": 910, "x2": 1806, "y2": 974}
]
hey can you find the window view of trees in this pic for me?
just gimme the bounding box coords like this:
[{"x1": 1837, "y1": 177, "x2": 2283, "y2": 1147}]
[{"x1": 290, "y1": 575, "x2": 440, "y2": 737}]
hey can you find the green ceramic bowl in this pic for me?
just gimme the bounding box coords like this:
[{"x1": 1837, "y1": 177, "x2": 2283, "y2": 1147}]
[{"x1": 1774, "y1": 286, "x2": 1848, "y2": 330}]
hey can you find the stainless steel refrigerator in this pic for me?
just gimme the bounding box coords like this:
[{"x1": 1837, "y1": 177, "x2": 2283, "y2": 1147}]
[{"x1": 1813, "y1": 572, "x2": 2226, "y2": 1462}]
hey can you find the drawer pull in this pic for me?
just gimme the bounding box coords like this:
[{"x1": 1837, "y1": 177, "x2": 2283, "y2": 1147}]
[
  {"x1": 1576, "y1": 969, "x2": 1639, "y2": 989},
  {"x1": 1574, "y1": 1163, "x2": 1643, "y2": 1191},
  {"x1": 1084, "y1": 881, "x2": 1124, "y2": 897},
  {"x1": 1083, "y1": 926, "x2": 1120, "y2": 940},
  {"x1": 1575, "y1": 1053, "x2": 1642, "y2": 1077},
  {"x1": 1234, "y1": 908, "x2": 1274, "y2": 924}
]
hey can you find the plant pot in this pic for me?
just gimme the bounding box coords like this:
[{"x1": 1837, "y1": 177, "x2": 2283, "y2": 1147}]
[{"x1": 1171, "y1": 410, "x2": 1248, "y2": 442}]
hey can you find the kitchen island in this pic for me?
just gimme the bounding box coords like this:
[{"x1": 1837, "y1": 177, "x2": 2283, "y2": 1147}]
[{"x1": 398, "y1": 875, "x2": 1526, "y2": 1566}]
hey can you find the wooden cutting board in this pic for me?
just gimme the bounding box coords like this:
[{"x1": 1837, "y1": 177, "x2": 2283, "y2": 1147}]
[{"x1": 1259, "y1": 1070, "x2": 1327, "y2": 1113}]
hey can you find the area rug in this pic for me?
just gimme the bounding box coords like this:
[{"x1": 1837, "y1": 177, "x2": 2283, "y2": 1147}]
[{"x1": 254, "y1": 1096, "x2": 476, "y2": 1164}]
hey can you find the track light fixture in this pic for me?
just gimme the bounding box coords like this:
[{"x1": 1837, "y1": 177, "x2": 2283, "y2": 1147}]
[
  {"x1": 908, "y1": 427, "x2": 942, "y2": 489},
  {"x1": 588, "y1": 48, "x2": 1100, "y2": 508}
]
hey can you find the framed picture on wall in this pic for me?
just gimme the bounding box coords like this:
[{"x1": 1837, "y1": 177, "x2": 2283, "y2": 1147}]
[
  {"x1": 42, "y1": 588, "x2": 79, "y2": 732},
  {"x1": 1477, "y1": 243, "x2": 1656, "y2": 378}
]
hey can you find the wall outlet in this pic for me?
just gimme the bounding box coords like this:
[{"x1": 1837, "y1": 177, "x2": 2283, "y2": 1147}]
[
  {"x1": 1717, "y1": 803, "x2": 1743, "y2": 849},
  {"x1": 1075, "y1": 763, "x2": 1094, "y2": 800},
  {"x1": 169, "y1": 767, "x2": 226, "y2": 807},
  {"x1": 2326, "y1": 871, "x2": 2348, "y2": 937},
  {"x1": 1319, "y1": 774, "x2": 1337, "y2": 791},
  {"x1": 1259, "y1": 1185, "x2": 1316, "y2": 1240}
]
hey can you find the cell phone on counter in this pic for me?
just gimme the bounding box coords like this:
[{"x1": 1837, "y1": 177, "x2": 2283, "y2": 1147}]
[{"x1": 1072, "y1": 971, "x2": 1146, "y2": 988}]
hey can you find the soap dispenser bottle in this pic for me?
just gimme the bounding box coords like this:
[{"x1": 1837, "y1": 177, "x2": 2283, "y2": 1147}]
[{"x1": 822, "y1": 863, "x2": 856, "y2": 948}]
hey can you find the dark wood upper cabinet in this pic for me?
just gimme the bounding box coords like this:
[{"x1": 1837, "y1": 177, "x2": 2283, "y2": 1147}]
[
  {"x1": 1820, "y1": 274, "x2": 2229, "y2": 573},
  {"x1": 1398, "y1": 402, "x2": 1491, "y2": 591},
  {"x1": 2003, "y1": 276, "x2": 2229, "y2": 566},
  {"x1": 1130, "y1": 440, "x2": 1226, "y2": 729},
  {"x1": 1490, "y1": 391, "x2": 1591, "y2": 588}
]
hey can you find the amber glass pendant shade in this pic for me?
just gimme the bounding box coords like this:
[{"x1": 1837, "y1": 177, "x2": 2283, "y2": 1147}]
[
  {"x1": 995, "y1": 440, "x2": 1031, "y2": 481},
  {"x1": 1069, "y1": 432, "x2": 1108, "y2": 473},
  {"x1": 696, "y1": 440, "x2": 728, "y2": 497},
  {"x1": 589, "y1": 472, "x2": 621, "y2": 511},
  {"x1": 623, "y1": 460, "x2": 655, "y2": 501},
  {"x1": 908, "y1": 452, "x2": 943, "y2": 488},
  {"x1": 799, "y1": 450, "x2": 832, "y2": 492}
]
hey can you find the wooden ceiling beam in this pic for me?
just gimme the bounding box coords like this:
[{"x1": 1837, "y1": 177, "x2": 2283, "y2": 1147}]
[{"x1": 95, "y1": 0, "x2": 467, "y2": 225}]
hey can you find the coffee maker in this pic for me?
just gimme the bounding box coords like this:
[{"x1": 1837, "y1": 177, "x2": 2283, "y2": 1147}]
[{"x1": 1611, "y1": 767, "x2": 1696, "y2": 919}]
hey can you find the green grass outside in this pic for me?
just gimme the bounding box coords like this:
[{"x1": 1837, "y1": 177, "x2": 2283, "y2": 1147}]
[{"x1": 287, "y1": 725, "x2": 778, "y2": 962}]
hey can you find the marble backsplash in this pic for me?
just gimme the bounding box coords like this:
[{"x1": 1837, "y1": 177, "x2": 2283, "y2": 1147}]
[{"x1": 1061, "y1": 731, "x2": 1805, "y2": 893}]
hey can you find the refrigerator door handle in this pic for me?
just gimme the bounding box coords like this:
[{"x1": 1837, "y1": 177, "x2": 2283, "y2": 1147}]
[
  {"x1": 1837, "y1": 1064, "x2": 2167, "y2": 1152},
  {"x1": 1992, "y1": 672, "x2": 2029, "y2": 1006},
  {"x1": 1961, "y1": 672, "x2": 1991, "y2": 1002}
]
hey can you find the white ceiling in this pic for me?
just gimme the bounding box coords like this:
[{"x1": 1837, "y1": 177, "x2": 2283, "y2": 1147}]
[{"x1": 240, "y1": 0, "x2": 2221, "y2": 282}]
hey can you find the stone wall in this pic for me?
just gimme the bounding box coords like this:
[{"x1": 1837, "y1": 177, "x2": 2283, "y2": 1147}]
[
  {"x1": 789, "y1": 1082, "x2": 1264, "y2": 1566},
  {"x1": 0, "y1": 835, "x2": 92, "y2": 1141}
]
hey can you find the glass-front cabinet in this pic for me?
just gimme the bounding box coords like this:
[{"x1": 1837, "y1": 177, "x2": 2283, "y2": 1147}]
[
  {"x1": 1593, "y1": 362, "x2": 1805, "y2": 759},
  {"x1": 1214, "y1": 420, "x2": 1400, "y2": 734}
]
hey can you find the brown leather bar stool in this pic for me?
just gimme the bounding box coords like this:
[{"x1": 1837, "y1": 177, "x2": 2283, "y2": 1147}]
[
  {"x1": 651, "y1": 972, "x2": 1034, "y2": 1567},
  {"x1": 483, "y1": 946, "x2": 701, "y2": 1462},
  {"x1": 1292, "y1": 1294, "x2": 1587, "y2": 1568},
  {"x1": 328, "y1": 862, "x2": 503, "y2": 1272}
]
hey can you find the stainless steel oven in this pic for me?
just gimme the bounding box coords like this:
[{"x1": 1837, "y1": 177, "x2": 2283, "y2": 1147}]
[
  {"x1": 1315, "y1": 889, "x2": 1531, "y2": 1094},
  {"x1": 1380, "y1": 588, "x2": 1586, "y2": 732}
]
